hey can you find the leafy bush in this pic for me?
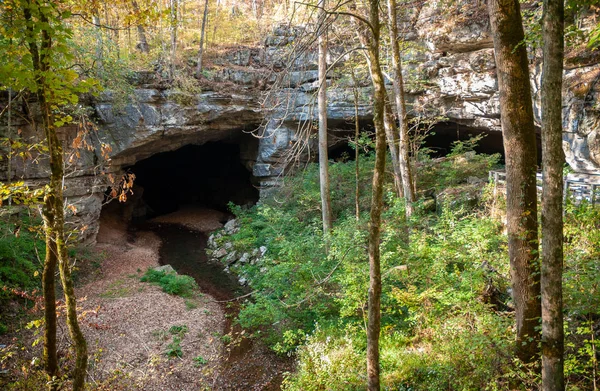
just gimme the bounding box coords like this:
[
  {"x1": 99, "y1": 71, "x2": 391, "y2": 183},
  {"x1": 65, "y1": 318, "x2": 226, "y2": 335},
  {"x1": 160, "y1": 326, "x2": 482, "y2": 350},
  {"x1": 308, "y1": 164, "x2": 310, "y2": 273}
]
[{"x1": 140, "y1": 269, "x2": 198, "y2": 297}]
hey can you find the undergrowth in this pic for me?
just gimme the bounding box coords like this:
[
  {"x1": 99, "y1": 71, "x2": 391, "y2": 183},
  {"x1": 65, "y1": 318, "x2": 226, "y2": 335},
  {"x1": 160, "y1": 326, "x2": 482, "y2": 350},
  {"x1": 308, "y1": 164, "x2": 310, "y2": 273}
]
[{"x1": 216, "y1": 138, "x2": 599, "y2": 390}]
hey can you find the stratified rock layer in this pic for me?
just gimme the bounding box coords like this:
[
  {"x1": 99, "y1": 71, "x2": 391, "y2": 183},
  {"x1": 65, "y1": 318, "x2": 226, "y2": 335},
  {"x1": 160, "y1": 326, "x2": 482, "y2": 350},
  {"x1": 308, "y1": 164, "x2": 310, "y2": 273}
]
[{"x1": 1, "y1": 3, "x2": 599, "y2": 244}]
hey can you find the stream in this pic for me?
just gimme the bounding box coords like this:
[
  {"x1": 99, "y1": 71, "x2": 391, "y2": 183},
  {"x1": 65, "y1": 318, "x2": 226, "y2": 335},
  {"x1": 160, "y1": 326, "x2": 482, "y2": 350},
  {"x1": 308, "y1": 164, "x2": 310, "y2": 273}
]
[{"x1": 143, "y1": 223, "x2": 292, "y2": 391}]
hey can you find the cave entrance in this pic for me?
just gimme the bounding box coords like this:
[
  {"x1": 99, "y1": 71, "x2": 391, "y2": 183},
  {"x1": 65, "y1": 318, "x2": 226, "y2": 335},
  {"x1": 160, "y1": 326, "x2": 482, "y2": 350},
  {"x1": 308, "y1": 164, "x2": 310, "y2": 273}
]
[
  {"x1": 130, "y1": 142, "x2": 259, "y2": 219},
  {"x1": 100, "y1": 141, "x2": 259, "y2": 231},
  {"x1": 420, "y1": 122, "x2": 541, "y2": 163}
]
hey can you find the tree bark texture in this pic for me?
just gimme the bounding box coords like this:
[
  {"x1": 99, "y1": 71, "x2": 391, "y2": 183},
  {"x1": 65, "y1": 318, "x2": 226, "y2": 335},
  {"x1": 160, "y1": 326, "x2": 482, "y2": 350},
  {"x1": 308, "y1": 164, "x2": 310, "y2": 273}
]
[
  {"x1": 541, "y1": 0, "x2": 565, "y2": 389},
  {"x1": 386, "y1": 0, "x2": 415, "y2": 216},
  {"x1": 364, "y1": 0, "x2": 385, "y2": 388},
  {"x1": 487, "y1": 0, "x2": 541, "y2": 365},
  {"x1": 196, "y1": 0, "x2": 210, "y2": 77},
  {"x1": 318, "y1": 0, "x2": 333, "y2": 234}
]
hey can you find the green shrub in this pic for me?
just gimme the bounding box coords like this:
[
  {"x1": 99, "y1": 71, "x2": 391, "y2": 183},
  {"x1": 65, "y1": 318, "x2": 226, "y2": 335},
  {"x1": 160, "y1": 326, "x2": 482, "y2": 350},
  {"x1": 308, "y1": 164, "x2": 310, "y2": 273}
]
[
  {"x1": 0, "y1": 215, "x2": 44, "y2": 293},
  {"x1": 140, "y1": 269, "x2": 198, "y2": 297}
]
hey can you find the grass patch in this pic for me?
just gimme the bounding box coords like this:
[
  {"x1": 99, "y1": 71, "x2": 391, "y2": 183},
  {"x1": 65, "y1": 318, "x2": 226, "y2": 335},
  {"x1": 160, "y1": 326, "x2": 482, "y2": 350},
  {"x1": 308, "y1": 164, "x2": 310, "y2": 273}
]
[
  {"x1": 140, "y1": 269, "x2": 198, "y2": 297},
  {"x1": 99, "y1": 279, "x2": 133, "y2": 298}
]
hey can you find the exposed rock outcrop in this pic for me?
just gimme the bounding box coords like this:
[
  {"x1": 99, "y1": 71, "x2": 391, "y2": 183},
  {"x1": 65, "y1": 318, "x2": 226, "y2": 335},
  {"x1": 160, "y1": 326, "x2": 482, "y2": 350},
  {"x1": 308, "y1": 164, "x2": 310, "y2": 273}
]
[{"x1": 2, "y1": 2, "x2": 600, "y2": 244}]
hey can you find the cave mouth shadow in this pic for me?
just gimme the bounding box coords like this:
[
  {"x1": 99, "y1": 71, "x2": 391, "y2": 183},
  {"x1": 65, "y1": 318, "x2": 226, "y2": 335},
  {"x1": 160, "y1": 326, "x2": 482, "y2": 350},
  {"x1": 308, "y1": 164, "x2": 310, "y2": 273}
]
[{"x1": 107, "y1": 142, "x2": 259, "y2": 223}]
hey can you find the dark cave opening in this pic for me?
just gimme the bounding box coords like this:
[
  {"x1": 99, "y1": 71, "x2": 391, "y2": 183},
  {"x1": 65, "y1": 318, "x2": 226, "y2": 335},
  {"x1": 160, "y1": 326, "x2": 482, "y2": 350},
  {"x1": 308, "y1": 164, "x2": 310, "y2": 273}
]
[
  {"x1": 131, "y1": 143, "x2": 259, "y2": 217},
  {"x1": 419, "y1": 122, "x2": 542, "y2": 164},
  {"x1": 102, "y1": 142, "x2": 259, "y2": 225},
  {"x1": 325, "y1": 120, "x2": 519, "y2": 163}
]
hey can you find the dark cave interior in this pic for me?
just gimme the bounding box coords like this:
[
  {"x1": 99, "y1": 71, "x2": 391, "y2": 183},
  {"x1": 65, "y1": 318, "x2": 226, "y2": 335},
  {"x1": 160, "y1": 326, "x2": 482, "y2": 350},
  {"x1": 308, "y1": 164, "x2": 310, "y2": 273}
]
[
  {"x1": 105, "y1": 142, "x2": 259, "y2": 222},
  {"x1": 326, "y1": 120, "x2": 534, "y2": 163}
]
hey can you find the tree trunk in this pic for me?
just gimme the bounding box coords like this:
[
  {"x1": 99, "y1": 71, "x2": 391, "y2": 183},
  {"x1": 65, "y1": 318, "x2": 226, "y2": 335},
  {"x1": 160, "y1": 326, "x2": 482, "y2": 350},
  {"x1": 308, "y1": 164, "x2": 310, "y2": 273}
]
[
  {"x1": 41, "y1": 204, "x2": 58, "y2": 390},
  {"x1": 387, "y1": 0, "x2": 415, "y2": 216},
  {"x1": 351, "y1": 68, "x2": 361, "y2": 221},
  {"x1": 318, "y1": 0, "x2": 333, "y2": 234},
  {"x1": 196, "y1": 0, "x2": 210, "y2": 77},
  {"x1": 364, "y1": 1, "x2": 386, "y2": 388},
  {"x1": 354, "y1": 24, "x2": 402, "y2": 199},
  {"x1": 169, "y1": 0, "x2": 178, "y2": 79},
  {"x1": 383, "y1": 102, "x2": 405, "y2": 198},
  {"x1": 541, "y1": 0, "x2": 565, "y2": 388},
  {"x1": 131, "y1": 0, "x2": 149, "y2": 53},
  {"x1": 487, "y1": 0, "x2": 541, "y2": 366},
  {"x1": 46, "y1": 123, "x2": 89, "y2": 391},
  {"x1": 212, "y1": 0, "x2": 220, "y2": 45},
  {"x1": 57, "y1": 232, "x2": 88, "y2": 390}
]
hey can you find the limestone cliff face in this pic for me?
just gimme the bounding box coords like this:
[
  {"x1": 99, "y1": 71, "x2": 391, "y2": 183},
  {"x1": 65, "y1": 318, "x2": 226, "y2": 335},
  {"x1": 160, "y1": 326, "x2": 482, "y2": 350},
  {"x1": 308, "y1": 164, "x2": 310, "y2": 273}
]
[{"x1": 2, "y1": 2, "x2": 599, "y2": 244}]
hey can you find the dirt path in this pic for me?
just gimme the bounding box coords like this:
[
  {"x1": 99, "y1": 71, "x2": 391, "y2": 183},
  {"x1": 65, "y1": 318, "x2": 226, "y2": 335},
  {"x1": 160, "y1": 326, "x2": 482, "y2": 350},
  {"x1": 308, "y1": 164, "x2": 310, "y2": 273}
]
[{"x1": 78, "y1": 206, "x2": 292, "y2": 390}]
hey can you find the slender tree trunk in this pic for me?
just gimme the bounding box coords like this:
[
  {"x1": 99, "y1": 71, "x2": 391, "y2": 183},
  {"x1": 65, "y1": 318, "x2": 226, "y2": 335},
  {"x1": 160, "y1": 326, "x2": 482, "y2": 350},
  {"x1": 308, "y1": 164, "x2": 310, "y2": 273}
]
[
  {"x1": 196, "y1": 0, "x2": 210, "y2": 77},
  {"x1": 318, "y1": 0, "x2": 332, "y2": 234},
  {"x1": 363, "y1": 1, "x2": 386, "y2": 388},
  {"x1": 46, "y1": 122, "x2": 88, "y2": 391},
  {"x1": 541, "y1": 0, "x2": 565, "y2": 388},
  {"x1": 212, "y1": 0, "x2": 220, "y2": 45},
  {"x1": 41, "y1": 208, "x2": 58, "y2": 391},
  {"x1": 351, "y1": 68, "x2": 361, "y2": 221},
  {"x1": 354, "y1": 25, "x2": 402, "y2": 199},
  {"x1": 169, "y1": 0, "x2": 178, "y2": 79},
  {"x1": 487, "y1": 0, "x2": 541, "y2": 366},
  {"x1": 131, "y1": 0, "x2": 149, "y2": 53},
  {"x1": 387, "y1": 0, "x2": 415, "y2": 216},
  {"x1": 383, "y1": 103, "x2": 405, "y2": 198},
  {"x1": 57, "y1": 232, "x2": 88, "y2": 390},
  {"x1": 7, "y1": 88, "x2": 12, "y2": 207}
]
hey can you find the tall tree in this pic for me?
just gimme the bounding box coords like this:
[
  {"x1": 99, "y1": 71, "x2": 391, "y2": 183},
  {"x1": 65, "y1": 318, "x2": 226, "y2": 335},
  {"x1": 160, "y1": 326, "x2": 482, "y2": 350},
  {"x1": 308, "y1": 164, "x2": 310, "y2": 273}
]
[
  {"x1": 386, "y1": 0, "x2": 415, "y2": 216},
  {"x1": 487, "y1": 0, "x2": 541, "y2": 366},
  {"x1": 541, "y1": 0, "x2": 565, "y2": 388},
  {"x1": 318, "y1": 0, "x2": 333, "y2": 234},
  {"x1": 196, "y1": 0, "x2": 210, "y2": 77},
  {"x1": 360, "y1": 0, "x2": 387, "y2": 387},
  {"x1": 20, "y1": 1, "x2": 89, "y2": 389}
]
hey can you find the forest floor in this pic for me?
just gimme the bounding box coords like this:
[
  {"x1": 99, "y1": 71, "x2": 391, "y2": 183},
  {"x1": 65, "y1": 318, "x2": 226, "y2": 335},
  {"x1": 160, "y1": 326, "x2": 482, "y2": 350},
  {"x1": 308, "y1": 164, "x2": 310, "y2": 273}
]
[{"x1": 10, "y1": 206, "x2": 292, "y2": 390}]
